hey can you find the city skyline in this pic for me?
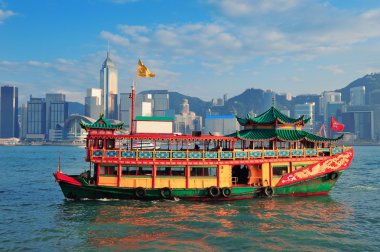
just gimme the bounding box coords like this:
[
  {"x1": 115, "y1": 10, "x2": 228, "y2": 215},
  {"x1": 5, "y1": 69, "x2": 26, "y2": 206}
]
[{"x1": 1, "y1": 0, "x2": 380, "y2": 104}]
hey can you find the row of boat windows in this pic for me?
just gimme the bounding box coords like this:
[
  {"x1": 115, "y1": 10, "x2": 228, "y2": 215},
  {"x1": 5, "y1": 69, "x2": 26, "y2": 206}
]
[{"x1": 100, "y1": 166, "x2": 217, "y2": 177}]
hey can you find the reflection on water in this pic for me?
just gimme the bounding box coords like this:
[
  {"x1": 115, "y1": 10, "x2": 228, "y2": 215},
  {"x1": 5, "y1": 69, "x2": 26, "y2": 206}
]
[{"x1": 54, "y1": 196, "x2": 356, "y2": 251}]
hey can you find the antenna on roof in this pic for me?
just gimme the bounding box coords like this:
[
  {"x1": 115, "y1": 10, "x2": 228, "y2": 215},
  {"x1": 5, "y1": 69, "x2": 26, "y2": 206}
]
[
  {"x1": 107, "y1": 40, "x2": 110, "y2": 57},
  {"x1": 272, "y1": 95, "x2": 276, "y2": 107}
]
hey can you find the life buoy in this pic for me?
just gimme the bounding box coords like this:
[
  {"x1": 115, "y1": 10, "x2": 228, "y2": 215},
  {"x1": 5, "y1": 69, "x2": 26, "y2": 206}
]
[
  {"x1": 160, "y1": 187, "x2": 172, "y2": 199},
  {"x1": 135, "y1": 187, "x2": 146, "y2": 199},
  {"x1": 221, "y1": 187, "x2": 232, "y2": 198},
  {"x1": 264, "y1": 186, "x2": 274, "y2": 197},
  {"x1": 208, "y1": 186, "x2": 221, "y2": 198},
  {"x1": 329, "y1": 172, "x2": 338, "y2": 180}
]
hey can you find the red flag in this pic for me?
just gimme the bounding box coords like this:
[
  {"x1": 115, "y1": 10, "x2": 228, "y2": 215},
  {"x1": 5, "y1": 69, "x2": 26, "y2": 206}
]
[{"x1": 330, "y1": 116, "x2": 344, "y2": 132}]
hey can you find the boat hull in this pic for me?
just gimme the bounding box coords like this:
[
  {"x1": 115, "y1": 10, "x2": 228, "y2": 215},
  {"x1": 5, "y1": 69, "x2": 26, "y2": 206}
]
[{"x1": 56, "y1": 171, "x2": 343, "y2": 201}]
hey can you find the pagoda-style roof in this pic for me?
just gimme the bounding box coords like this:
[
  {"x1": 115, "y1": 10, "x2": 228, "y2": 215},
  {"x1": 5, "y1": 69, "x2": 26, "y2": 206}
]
[
  {"x1": 237, "y1": 106, "x2": 310, "y2": 126},
  {"x1": 227, "y1": 129, "x2": 343, "y2": 143},
  {"x1": 80, "y1": 114, "x2": 123, "y2": 131}
]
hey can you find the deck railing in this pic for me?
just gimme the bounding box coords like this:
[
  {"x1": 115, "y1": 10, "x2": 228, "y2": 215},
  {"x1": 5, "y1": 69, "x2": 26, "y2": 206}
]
[{"x1": 89, "y1": 146, "x2": 352, "y2": 162}]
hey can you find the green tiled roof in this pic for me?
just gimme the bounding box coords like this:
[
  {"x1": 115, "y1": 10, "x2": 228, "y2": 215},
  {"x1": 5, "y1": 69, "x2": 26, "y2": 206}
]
[
  {"x1": 227, "y1": 129, "x2": 343, "y2": 143},
  {"x1": 80, "y1": 114, "x2": 123, "y2": 130},
  {"x1": 237, "y1": 107, "x2": 310, "y2": 126}
]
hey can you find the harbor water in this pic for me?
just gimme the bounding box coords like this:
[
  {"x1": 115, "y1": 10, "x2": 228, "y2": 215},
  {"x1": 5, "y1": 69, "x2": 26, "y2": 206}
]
[{"x1": 0, "y1": 146, "x2": 379, "y2": 251}]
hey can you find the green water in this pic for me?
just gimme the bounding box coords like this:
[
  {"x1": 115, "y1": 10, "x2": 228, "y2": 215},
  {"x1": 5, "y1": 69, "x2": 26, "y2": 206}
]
[{"x1": 0, "y1": 146, "x2": 379, "y2": 251}]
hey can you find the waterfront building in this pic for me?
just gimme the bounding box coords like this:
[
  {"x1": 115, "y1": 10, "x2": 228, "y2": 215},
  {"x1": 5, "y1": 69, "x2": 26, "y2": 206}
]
[
  {"x1": 100, "y1": 51, "x2": 118, "y2": 119},
  {"x1": 46, "y1": 93, "x2": 68, "y2": 136},
  {"x1": 26, "y1": 97, "x2": 46, "y2": 141},
  {"x1": 136, "y1": 93, "x2": 153, "y2": 117},
  {"x1": 342, "y1": 106, "x2": 375, "y2": 141},
  {"x1": 174, "y1": 99, "x2": 202, "y2": 135},
  {"x1": 152, "y1": 90, "x2": 169, "y2": 117},
  {"x1": 204, "y1": 115, "x2": 240, "y2": 135},
  {"x1": 0, "y1": 86, "x2": 19, "y2": 138},
  {"x1": 369, "y1": 89, "x2": 380, "y2": 105},
  {"x1": 294, "y1": 103, "x2": 315, "y2": 133},
  {"x1": 119, "y1": 93, "x2": 131, "y2": 128},
  {"x1": 319, "y1": 91, "x2": 342, "y2": 122},
  {"x1": 262, "y1": 90, "x2": 275, "y2": 113},
  {"x1": 350, "y1": 86, "x2": 365, "y2": 106},
  {"x1": 20, "y1": 104, "x2": 27, "y2": 139},
  {"x1": 85, "y1": 88, "x2": 102, "y2": 119}
]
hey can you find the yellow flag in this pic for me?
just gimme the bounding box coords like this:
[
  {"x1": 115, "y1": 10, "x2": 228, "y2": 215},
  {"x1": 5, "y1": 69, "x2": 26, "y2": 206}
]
[{"x1": 136, "y1": 59, "x2": 155, "y2": 78}]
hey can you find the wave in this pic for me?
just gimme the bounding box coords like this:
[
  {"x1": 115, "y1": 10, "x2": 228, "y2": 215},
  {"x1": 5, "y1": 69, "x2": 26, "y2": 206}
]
[{"x1": 351, "y1": 185, "x2": 379, "y2": 191}]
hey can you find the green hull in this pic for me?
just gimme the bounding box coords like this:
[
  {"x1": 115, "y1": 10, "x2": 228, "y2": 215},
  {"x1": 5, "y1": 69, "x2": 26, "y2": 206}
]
[
  {"x1": 57, "y1": 171, "x2": 343, "y2": 201},
  {"x1": 274, "y1": 171, "x2": 342, "y2": 196}
]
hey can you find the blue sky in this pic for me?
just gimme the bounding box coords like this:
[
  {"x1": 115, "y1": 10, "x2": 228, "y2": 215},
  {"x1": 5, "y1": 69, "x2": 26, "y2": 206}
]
[{"x1": 1, "y1": 0, "x2": 380, "y2": 104}]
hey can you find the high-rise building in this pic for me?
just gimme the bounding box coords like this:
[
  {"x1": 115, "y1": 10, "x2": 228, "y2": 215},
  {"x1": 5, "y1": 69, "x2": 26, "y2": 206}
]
[
  {"x1": 294, "y1": 102, "x2": 315, "y2": 132},
  {"x1": 100, "y1": 52, "x2": 118, "y2": 119},
  {"x1": 204, "y1": 115, "x2": 240, "y2": 135},
  {"x1": 46, "y1": 93, "x2": 67, "y2": 131},
  {"x1": 152, "y1": 90, "x2": 169, "y2": 117},
  {"x1": 119, "y1": 93, "x2": 131, "y2": 127},
  {"x1": 180, "y1": 99, "x2": 190, "y2": 115},
  {"x1": 20, "y1": 104, "x2": 28, "y2": 139},
  {"x1": 26, "y1": 97, "x2": 46, "y2": 141},
  {"x1": 136, "y1": 93, "x2": 153, "y2": 117},
  {"x1": 85, "y1": 88, "x2": 102, "y2": 119},
  {"x1": 174, "y1": 99, "x2": 202, "y2": 135},
  {"x1": 350, "y1": 86, "x2": 365, "y2": 106},
  {"x1": 0, "y1": 86, "x2": 19, "y2": 138},
  {"x1": 319, "y1": 91, "x2": 342, "y2": 122}
]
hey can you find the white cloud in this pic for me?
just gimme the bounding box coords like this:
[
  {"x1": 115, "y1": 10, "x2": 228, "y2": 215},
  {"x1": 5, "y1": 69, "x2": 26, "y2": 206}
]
[
  {"x1": 0, "y1": 8, "x2": 15, "y2": 24},
  {"x1": 318, "y1": 65, "x2": 344, "y2": 74}
]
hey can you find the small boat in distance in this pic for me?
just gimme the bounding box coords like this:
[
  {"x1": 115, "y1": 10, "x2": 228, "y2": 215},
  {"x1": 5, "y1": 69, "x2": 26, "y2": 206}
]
[{"x1": 54, "y1": 100, "x2": 353, "y2": 201}]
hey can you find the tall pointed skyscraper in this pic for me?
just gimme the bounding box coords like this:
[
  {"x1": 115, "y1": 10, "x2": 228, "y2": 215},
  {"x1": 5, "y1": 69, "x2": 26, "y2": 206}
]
[{"x1": 100, "y1": 51, "x2": 118, "y2": 119}]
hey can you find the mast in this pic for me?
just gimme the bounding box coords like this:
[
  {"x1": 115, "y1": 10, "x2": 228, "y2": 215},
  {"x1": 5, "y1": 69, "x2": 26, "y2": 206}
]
[{"x1": 130, "y1": 83, "x2": 136, "y2": 134}]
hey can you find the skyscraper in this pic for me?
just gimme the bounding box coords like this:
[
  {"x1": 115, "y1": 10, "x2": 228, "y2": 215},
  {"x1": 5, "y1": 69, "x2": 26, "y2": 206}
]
[
  {"x1": 152, "y1": 90, "x2": 169, "y2": 117},
  {"x1": 85, "y1": 88, "x2": 102, "y2": 119},
  {"x1": 0, "y1": 86, "x2": 19, "y2": 138},
  {"x1": 294, "y1": 102, "x2": 315, "y2": 132},
  {"x1": 350, "y1": 86, "x2": 365, "y2": 106},
  {"x1": 119, "y1": 93, "x2": 131, "y2": 128},
  {"x1": 100, "y1": 51, "x2": 118, "y2": 119},
  {"x1": 46, "y1": 93, "x2": 67, "y2": 130},
  {"x1": 26, "y1": 97, "x2": 46, "y2": 141}
]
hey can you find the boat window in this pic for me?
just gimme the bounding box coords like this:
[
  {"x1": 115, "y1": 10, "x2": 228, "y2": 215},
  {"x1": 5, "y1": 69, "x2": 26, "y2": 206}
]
[
  {"x1": 121, "y1": 166, "x2": 152, "y2": 175},
  {"x1": 190, "y1": 166, "x2": 217, "y2": 177},
  {"x1": 100, "y1": 165, "x2": 117, "y2": 175},
  {"x1": 156, "y1": 166, "x2": 185, "y2": 176},
  {"x1": 293, "y1": 165, "x2": 307, "y2": 171},
  {"x1": 106, "y1": 139, "x2": 115, "y2": 149},
  {"x1": 98, "y1": 139, "x2": 104, "y2": 149},
  {"x1": 273, "y1": 166, "x2": 288, "y2": 176}
]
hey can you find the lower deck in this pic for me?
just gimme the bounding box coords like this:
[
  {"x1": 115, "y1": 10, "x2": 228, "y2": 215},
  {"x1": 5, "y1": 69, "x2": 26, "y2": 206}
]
[{"x1": 87, "y1": 157, "x2": 323, "y2": 190}]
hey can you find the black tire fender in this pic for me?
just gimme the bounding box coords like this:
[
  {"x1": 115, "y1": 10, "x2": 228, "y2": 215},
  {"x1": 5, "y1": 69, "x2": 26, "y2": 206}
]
[
  {"x1": 208, "y1": 186, "x2": 221, "y2": 198},
  {"x1": 264, "y1": 186, "x2": 274, "y2": 197},
  {"x1": 135, "y1": 187, "x2": 146, "y2": 199},
  {"x1": 160, "y1": 187, "x2": 172, "y2": 199},
  {"x1": 221, "y1": 187, "x2": 232, "y2": 198}
]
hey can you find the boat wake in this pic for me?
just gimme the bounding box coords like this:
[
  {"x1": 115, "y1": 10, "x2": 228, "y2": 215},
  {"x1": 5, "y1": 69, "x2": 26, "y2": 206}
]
[{"x1": 351, "y1": 185, "x2": 378, "y2": 191}]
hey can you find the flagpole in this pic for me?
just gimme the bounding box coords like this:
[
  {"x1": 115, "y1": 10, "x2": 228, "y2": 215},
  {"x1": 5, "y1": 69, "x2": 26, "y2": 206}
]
[{"x1": 130, "y1": 81, "x2": 136, "y2": 135}]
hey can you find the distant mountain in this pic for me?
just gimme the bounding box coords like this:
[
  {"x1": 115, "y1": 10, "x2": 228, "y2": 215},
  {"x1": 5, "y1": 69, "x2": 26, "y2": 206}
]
[
  {"x1": 139, "y1": 73, "x2": 380, "y2": 119},
  {"x1": 337, "y1": 73, "x2": 380, "y2": 103},
  {"x1": 68, "y1": 102, "x2": 84, "y2": 115}
]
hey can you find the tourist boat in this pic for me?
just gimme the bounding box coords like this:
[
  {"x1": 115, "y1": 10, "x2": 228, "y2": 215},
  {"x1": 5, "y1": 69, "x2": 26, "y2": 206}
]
[{"x1": 54, "y1": 95, "x2": 353, "y2": 201}]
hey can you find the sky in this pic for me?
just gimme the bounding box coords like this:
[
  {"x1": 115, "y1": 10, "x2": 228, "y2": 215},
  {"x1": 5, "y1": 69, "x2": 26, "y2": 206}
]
[{"x1": 1, "y1": 0, "x2": 380, "y2": 104}]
